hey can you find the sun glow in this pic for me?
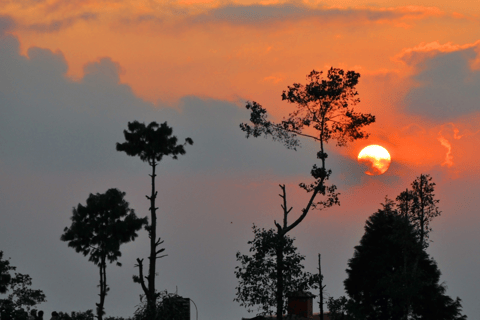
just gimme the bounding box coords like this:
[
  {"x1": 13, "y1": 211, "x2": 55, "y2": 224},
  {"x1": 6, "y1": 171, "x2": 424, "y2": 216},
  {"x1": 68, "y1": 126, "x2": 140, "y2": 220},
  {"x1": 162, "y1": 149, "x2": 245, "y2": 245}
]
[{"x1": 358, "y1": 145, "x2": 391, "y2": 175}]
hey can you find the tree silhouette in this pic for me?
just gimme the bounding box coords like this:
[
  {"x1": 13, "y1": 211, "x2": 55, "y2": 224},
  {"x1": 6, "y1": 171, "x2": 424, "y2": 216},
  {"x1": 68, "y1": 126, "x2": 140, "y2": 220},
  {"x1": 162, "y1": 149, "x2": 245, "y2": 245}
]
[
  {"x1": 240, "y1": 68, "x2": 375, "y2": 319},
  {"x1": 116, "y1": 121, "x2": 193, "y2": 315},
  {"x1": 0, "y1": 251, "x2": 13, "y2": 294},
  {"x1": 234, "y1": 225, "x2": 319, "y2": 316},
  {"x1": 344, "y1": 199, "x2": 466, "y2": 320},
  {"x1": 396, "y1": 174, "x2": 441, "y2": 248},
  {"x1": 61, "y1": 188, "x2": 146, "y2": 320},
  {"x1": 0, "y1": 252, "x2": 46, "y2": 320}
]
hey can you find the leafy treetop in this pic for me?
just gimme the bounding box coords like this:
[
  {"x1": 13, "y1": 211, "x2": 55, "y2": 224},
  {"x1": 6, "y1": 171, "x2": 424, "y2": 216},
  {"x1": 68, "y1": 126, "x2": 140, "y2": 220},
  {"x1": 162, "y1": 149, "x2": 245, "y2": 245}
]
[
  {"x1": 241, "y1": 68, "x2": 375, "y2": 150},
  {"x1": 116, "y1": 121, "x2": 193, "y2": 165},
  {"x1": 61, "y1": 188, "x2": 147, "y2": 266}
]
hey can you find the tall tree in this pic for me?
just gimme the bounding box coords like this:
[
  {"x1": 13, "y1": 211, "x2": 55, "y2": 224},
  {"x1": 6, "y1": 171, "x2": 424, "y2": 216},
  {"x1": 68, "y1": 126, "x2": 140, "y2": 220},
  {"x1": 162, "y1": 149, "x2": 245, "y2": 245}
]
[
  {"x1": 240, "y1": 68, "x2": 375, "y2": 319},
  {"x1": 344, "y1": 199, "x2": 466, "y2": 320},
  {"x1": 234, "y1": 225, "x2": 319, "y2": 317},
  {"x1": 116, "y1": 121, "x2": 193, "y2": 315},
  {"x1": 61, "y1": 188, "x2": 146, "y2": 320}
]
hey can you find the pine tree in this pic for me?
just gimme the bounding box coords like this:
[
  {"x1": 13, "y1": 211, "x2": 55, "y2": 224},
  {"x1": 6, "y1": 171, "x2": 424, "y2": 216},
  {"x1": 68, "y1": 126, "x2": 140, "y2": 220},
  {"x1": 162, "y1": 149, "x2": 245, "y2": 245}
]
[{"x1": 344, "y1": 198, "x2": 466, "y2": 320}]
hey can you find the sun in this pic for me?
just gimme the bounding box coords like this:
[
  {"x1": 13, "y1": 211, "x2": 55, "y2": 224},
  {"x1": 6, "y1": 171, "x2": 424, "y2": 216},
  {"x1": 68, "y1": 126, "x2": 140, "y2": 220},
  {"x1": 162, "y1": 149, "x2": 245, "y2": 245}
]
[{"x1": 357, "y1": 145, "x2": 391, "y2": 175}]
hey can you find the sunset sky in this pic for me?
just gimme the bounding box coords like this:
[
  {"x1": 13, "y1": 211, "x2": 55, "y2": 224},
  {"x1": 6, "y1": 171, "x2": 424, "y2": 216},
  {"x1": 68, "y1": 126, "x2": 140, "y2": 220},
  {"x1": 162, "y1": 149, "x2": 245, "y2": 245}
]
[{"x1": 1, "y1": 0, "x2": 480, "y2": 319}]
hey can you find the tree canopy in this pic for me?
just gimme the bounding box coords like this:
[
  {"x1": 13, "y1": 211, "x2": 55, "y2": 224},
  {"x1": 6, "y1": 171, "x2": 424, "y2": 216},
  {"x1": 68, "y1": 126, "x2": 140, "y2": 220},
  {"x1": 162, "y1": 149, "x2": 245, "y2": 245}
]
[
  {"x1": 116, "y1": 121, "x2": 193, "y2": 165},
  {"x1": 234, "y1": 225, "x2": 319, "y2": 316}
]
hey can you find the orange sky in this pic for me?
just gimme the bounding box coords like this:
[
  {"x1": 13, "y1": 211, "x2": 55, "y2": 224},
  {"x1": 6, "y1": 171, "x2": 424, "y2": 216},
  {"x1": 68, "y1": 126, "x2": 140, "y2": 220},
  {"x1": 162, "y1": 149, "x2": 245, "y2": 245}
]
[{"x1": 2, "y1": 0, "x2": 480, "y2": 178}]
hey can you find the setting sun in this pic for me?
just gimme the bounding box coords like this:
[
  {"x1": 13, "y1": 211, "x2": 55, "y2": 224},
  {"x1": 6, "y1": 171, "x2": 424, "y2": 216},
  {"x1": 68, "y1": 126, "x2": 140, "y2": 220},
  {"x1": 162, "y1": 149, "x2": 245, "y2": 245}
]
[{"x1": 358, "y1": 145, "x2": 392, "y2": 175}]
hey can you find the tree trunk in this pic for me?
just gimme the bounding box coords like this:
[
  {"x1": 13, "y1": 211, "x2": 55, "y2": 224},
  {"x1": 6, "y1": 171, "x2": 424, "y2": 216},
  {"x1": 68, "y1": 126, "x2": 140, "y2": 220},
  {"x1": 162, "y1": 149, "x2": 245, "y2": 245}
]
[
  {"x1": 318, "y1": 254, "x2": 324, "y2": 320},
  {"x1": 97, "y1": 260, "x2": 106, "y2": 320},
  {"x1": 147, "y1": 161, "x2": 158, "y2": 315},
  {"x1": 276, "y1": 233, "x2": 284, "y2": 320}
]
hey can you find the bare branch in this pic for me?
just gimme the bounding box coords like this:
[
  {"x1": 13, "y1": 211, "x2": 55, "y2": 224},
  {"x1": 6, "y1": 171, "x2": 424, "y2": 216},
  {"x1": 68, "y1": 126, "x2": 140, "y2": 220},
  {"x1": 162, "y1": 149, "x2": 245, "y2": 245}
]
[{"x1": 134, "y1": 258, "x2": 148, "y2": 295}]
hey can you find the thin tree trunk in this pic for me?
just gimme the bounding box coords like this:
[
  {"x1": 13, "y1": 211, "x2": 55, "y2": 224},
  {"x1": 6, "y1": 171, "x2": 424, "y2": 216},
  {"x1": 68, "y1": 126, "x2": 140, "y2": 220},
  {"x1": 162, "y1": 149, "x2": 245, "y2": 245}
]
[
  {"x1": 318, "y1": 254, "x2": 324, "y2": 320},
  {"x1": 276, "y1": 233, "x2": 284, "y2": 320},
  {"x1": 97, "y1": 260, "x2": 106, "y2": 320},
  {"x1": 147, "y1": 161, "x2": 158, "y2": 315}
]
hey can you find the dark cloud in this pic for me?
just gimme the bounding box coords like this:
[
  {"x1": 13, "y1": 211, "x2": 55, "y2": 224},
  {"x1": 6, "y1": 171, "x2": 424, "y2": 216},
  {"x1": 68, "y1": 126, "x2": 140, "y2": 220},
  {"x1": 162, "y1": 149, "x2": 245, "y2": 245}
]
[
  {"x1": 0, "y1": 34, "x2": 332, "y2": 180},
  {"x1": 404, "y1": 47, "x2": 480, "y2": 120},
  {"x1": 27, "y1": 12, "x2": 97, "y2": 33},
  {"x1": 0, "y1": 15, "x2": 16, "y2": 36},
  {"x1": 190, "y1": 3, "x2": 410, "y2": 26}
]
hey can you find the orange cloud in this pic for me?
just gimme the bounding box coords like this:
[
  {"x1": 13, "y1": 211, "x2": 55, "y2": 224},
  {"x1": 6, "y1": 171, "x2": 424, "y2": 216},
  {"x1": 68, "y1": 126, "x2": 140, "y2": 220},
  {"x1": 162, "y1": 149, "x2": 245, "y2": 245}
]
[{"x1": 394, "y1": 40, "x2": 480, "y2": 66}]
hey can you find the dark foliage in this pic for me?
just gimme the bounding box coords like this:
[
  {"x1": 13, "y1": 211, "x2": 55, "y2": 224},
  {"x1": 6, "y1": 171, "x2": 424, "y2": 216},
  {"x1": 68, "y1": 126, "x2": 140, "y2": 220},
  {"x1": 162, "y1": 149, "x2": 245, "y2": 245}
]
[
  {"x1": 234, "y1": 225, "x2": 319, "y2": 316},
  {"x1": 61, "y1": 189, "x2": 146, "y2": 265},
  {"x1": 241, "y1": 68, "x2": 374, "y2": 149},
  {"x1": 344, "y1": 199, "x2": 466, "y2": 320},
  {"x1": 116, "y1": 121, "x2": 193, "y2": 165},
  {"x1": 61, "y1": 188, "x2": 146, "y2": 320},
  {"x1": 57, "y1": 310, "x2": 95, "y2": 320},
  {"x1": 0, "y1": 251, "x2": 13, "y2": 294},
  {"x1": 132, "y1": 291, "x2": 189, "y2": 320},
  {"x1": 0, "y1": 252, "x2": 46, "y2": 320},
  {"x1": 396, "y1": 174, "x2": 441, "y2": 248},
  {"x1": 327, "y1": 296, "x2": 350, "y2": 320}
]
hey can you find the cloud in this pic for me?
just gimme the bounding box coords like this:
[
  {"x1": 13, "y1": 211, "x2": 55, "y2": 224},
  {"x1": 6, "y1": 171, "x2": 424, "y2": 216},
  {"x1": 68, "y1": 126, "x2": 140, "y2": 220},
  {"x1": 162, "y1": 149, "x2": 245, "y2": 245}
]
[
  {"x1": 394, "y1": 41, "x2": 480, "y2": 65},
  {"x1": 27, "y1": 12, "x2": 97, "y2": 33},
  {"x1": 0, "y1": 15, "x2": 16, "y2": 36},
  {"x1": 399, "y1": 41, "x2": 480, "y2": 120},
  {"x1": 187, "y1": 3, "x2": 441, "y2": 26},
  {"x1": 0, "y1": 34, "x2": 332, "y2": 180}
]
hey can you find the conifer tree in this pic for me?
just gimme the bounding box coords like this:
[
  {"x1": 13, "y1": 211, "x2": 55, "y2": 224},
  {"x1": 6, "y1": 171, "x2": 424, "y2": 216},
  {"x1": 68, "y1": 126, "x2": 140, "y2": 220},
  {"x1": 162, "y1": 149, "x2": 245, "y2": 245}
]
[{"x1": 344, "y1": 198, "x2": 466, "y2": 320}]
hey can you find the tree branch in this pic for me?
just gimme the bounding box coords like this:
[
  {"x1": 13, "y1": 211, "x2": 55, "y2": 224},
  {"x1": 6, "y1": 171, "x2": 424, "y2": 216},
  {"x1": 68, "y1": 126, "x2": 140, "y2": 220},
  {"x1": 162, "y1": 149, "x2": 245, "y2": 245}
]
[{"x1": 134, "y1": 258, "x2": 148, "y2": 295}]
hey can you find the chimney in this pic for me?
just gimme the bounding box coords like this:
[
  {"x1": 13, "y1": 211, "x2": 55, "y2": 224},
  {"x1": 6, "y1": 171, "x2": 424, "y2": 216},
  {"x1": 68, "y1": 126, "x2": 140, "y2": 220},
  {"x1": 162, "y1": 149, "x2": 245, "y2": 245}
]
[
  {"x1": 287, "y1": 291, "x2": 315, "y2": 319},
  {"x1": 162, "y1": 296, "x2": 190, "y2": 320}
]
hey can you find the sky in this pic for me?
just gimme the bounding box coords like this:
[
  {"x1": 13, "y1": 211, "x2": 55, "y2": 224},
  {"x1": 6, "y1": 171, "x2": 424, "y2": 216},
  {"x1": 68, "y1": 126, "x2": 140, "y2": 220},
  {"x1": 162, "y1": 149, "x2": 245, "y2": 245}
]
[{"x1": 1, "y1": 0, "x2": 480, "y2": 319}]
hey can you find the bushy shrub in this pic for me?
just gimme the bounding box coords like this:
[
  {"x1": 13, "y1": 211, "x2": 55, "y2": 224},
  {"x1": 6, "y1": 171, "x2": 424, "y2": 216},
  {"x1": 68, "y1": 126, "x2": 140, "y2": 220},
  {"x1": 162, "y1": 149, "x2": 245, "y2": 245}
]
[
  {"x1": 132, "y1": 291, "x2": 188, "y2": 320},
  {"x1": 57, "y1": 309, "x2": 95, "y2": 320}
]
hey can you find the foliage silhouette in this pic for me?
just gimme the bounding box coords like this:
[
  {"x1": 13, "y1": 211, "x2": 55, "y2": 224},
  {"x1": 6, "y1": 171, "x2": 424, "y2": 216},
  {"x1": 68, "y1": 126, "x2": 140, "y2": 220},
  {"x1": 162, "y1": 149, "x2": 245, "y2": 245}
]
[
  {"x1": 61, "y1": 188, "x2": 146, "y2": 320},
  {"x1": 326, "y1": 296, "x2": 350, "y2": 320},
  {"x1": 0, "y1": 252, "x2": 46, "y2": 320},
  {"x1": 234, "y1": 225, "x2": 319, "y2": 316},
  {"x1": 0, "y1": 251, "x2": 13, "y2": 295},
  {"x1": 396, "y1": 174, "x2": 441, "y2": 248},
  {"x1": 57, "y1": 310, "x2": 95, "y2": 320},
  {"x1": 116, "y1": 121, "x2": 193, "y2": 315},
  {"x1": 240, "y1": 68, "x2": 375, "y2": 319},
  {"x1": 344, "y1": 198, "x2": 466, "y2": 320},
  {"x1": 132, "y1": 291, "x2": 189, "y2": 320}
]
